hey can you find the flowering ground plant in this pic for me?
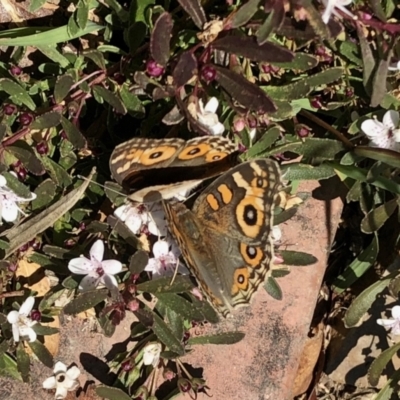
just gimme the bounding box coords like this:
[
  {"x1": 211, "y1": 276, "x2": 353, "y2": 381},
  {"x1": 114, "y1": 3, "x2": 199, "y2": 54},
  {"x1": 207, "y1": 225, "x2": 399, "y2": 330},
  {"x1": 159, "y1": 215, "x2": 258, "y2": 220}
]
[{"x1": 0, "y1": 0, "x2": 399, "y2": 399}]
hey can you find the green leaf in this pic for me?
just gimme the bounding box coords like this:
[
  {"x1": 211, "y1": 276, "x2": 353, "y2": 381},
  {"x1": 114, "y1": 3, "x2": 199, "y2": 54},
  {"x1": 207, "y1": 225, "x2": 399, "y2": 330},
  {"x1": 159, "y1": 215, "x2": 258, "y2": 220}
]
[
  {"x1": 157, "y1": 293, "x2": 204, "y2": 321},
  {"x1": 37, "y1": 46, "x2": 70, "y2": 68},
  {"x1": 137, "y1": 276, "x2": 194, "y2": 294},
  {"x1": 0, "y1": 352, "x2": 22, "y2": 381},
  {"x1": 271, "y1": 53, "x2": 318, "y2": 71},
  {"x1": 54, "y1": 75, "x2": 75, "y2": 104},
  {"x1": 371, "y1": 369, "x2": 400, "y2": 400},
  {"x1": 32, "y1": 179, "x2": 57, "y2": 210},
  {"x1": 27, "y1": 340, "x2": 53, "y2": 368},
  {"x1": 187, "y1": 332, "x2": 245, "y2": 345},
  {"x1": 60, "y1": 116, "x2": 86, "y2": 149},
  {"x1": 83, "y1": 50, "x2": 106, "y2": 70},
  {"x1": 7, "y1": 140, "x2": 45, "y2": 175},
  {"x1": 63, "y1": 289, "x2": 108, "y2": 314},
  {"x1": 41, "y1": 156, "x2": 72, "y2": 187},
  {"x1": 120, "y1": 85, "x2": 145, "y2": 114},
  {"x1": 231, "y1": 0, "x2": 261, "y2": 28},
  {"x1": 282, "y1": 163, "x2": 335, "y2": 181},
  {"x1": 129, "y1": 251, "x2": 149, "y2": 274},
  {"x1": 31, "y1": 111, "x2": 62, "y2": 130},
  {"x1": 264, "y1": 276, "x2": 282, "y2": 300},
  {"x1": 0, "y1": 22, "x2": 104, "y2": 47},
  {"x1": 130, "y1": 0, "x2": 155, "y2": 23},
  {"x1": 344, "y1": 276, "x2": 392, "y2": 328},
  {"x1": 281, "y1": 250, "x2": 317, "y2": 266},
  {"x1": 333, "y1": 235, "x2": 379, "y2": 294},
  {"x1": 92, "y1": 85, "x2": 127, "y2": 115},
  {"x1": 76, "y1": 0, "x2": 89, "y2": 29},
  {"x1": 0, "y1": 79, "x2": 36, "y2": 110},
  {"x1": 29, "y1": 0, "x2": 47, "y2": 12},
  {"x1": 126, "y1": 21, "x2": 147, "y2": 55},
  {"x1": 368, "y1": 341, "x2": 400, "y2": 387},
  {"x1": 263, "y1": 68, "x2": 344, "y2": 100},
  {"x1": 247, "y1": 127, "x2": 280, "y2": 158},
  {"x1": 16, "y1": 344, "x2": 30, "y2": 382},
  {"x1": 2, "y1": 171, "x2": 32, "y2": 198},
  {"x1": 151, "y1": 313, "x2": 185, "y2": 355},
  {"x1": 353, "y1": 146, "x2": 400, "y2": 169},
  {"x1": 328, "y1": 162, "x2": 400, "y2": 195},
  {"x1": 32, "y1": 324, "x2": 59, "y2": 336},
  {"x1": 361, "y1": 199, "x2": 398, "y2": 234},
  {"x1": 96, "y1": 386, "x2": 132, "y2": 400}
]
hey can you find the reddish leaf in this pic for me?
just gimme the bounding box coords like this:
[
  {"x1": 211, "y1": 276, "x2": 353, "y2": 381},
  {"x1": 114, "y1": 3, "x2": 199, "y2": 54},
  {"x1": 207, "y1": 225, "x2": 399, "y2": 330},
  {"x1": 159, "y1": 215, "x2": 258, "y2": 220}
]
[
  {"x1": 150, "y1": 12, "x2": 173, "y2": 67},
  {"x1": 173, "y1": 51, "x2": 198, "y2": 88},
  {"x1": 176, "y1": 0, "x2": 206, "y2": 29},
  {"x1": 211, "y1": 64, "x2": 276, "y2": 113},
  {"x1": 213, "y1": 35, "x2": 294, "y2": 63}
]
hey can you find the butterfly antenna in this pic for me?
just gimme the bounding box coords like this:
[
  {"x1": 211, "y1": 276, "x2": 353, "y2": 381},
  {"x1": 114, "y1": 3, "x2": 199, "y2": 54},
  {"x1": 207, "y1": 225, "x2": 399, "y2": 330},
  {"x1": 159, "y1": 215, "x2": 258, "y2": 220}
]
[{"x1": 77, "y1": 175, "x2": 128, "y2": 198}]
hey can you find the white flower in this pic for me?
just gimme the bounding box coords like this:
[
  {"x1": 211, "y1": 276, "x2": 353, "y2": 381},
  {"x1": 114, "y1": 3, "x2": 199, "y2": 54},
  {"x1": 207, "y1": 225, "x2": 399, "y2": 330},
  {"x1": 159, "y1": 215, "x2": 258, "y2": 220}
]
[
  {"x1": 43, "y1": 361, "x2": 80, "y2": 399},
  {"x1": 377, "y1": 306, "x2": 400, "y2": 335},
  {"x1": 0, "y1": 175, "x2": 36, "y2": 223},
  {"x1": 68, "y1": 240, "x2": 122, "y2": 292},
  {"x1": 197, "y1": 97, "x2": 225, "y2": 135},
  {"x1": 144, "y1": 239, "x2": 188, "y2": 278},
  {"x1": 361, "y1": 110, "x2": 400, "y2": 151},
  {"x1": 321, "y1": 0, "x2": 355, "y2": 24},
  {"x1": 7, "y1": 296, "x2": 37, "y2": 342},
  {"x1": 388, "y1": 61, "x2": 400, "y2": 71},
  {"x1": 271, "y1": 225, "x2": 282, "y2": 242},
  {"x1": 114, "y1": 202, "x2": 167, "y2": 237},
  {"x1": 142, "y1": 343, "x2": 162, "y2": 367}
]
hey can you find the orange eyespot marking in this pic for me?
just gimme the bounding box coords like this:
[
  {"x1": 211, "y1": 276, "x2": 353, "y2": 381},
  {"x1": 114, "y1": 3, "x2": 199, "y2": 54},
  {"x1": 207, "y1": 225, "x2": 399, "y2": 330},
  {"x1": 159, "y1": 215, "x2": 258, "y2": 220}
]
[
  {"x1": 240, "y1": 243, "x2": 263, "y2": 266},
  {"x1": 140, "y1": 146, "x2": 177, "y2": 165},
  {"x1": 232, "y1": 268, "x2": 249, "y2": 294},
  {"x1": 217, "y1": 184, "x2": 233, "y2": 205},
  {"x1": 205, "y1": 150, "x2": 228, "y2": 163},
  {"x1": 206, "y1": 193, "x2": 219, "y2": 211},
  {"x1": 236, "y1": 197, "x2": 264, "y2": 238},
  {"x1": 178, "y1": 143, "x2": 210, "y2": 160}
]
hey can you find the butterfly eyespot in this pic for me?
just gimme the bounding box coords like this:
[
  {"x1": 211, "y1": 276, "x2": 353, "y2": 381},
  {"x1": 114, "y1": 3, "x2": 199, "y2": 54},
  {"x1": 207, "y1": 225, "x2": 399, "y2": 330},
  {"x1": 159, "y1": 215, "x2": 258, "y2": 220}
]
[
  {"x1": 246, "y1": 246, "x2": 256, "y2": 259},
  {"x1": 243, "y1": 204, "x2": 257, "y2": 225},
  {"x1": 188, "y1": 147, "x2": 201, "y2": 155},
  {"x1": 149, "y1": 151, "x2": 163, "y2": 159}
]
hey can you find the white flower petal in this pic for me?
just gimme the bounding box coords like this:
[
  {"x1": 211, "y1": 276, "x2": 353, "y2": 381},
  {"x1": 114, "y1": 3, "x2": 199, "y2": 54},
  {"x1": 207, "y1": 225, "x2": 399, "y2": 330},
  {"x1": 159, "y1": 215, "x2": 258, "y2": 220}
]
[
  {"x1": 114, "y1": 204, "x2": 129, "y2": 220},
  {"x1": 19, "y1": 326, "x2": 37, "y2": 342},
  {"x1": 377, "y1": 318, "x2": 396, "y2": 327},
  {"x1": 90, "y1": 240, "x2": 104, "y2": 263},
  {"x1": 54, "y1": 361, "x2": 68, "y2": 373},
  {"x1": 79, "y1": 275, "x2": 99, "y2": 292},
  {"x1": 1, "y1": 199, "x2": 19, "y2": 222},
  {"x1": 144, "y1": 258, "x2": 159, "y2": 274},
  {"x1": 68, "y1": 257, "x2": 94, "y2": 274},
  {"x1": 198, "y1": 112, "x2": 219, "y2": 128},
  {"x1": 321, "y1": 0, "x2": 336, "y2": 23},
  {"x1": 0, "y1": 176, "x2": 6, "y2": 186},
  {"x1": 19, "y1": 296, "x2": 35, "y2": 316},
  {"x1": 391, "y1": 305, "x2": 400, "y2": 319},
  {"x1": 43, "y1": 376, "x2": 57, "y2": 389},
  {"x1": 361, "y1": 119, "x2": 387, "y2": 139},
  {"x1": 65, "y1": 365, "x2": 81, "y2": 381},
  {"x1": 383, "y1": 110, "x2": 399, "y2": 130},
  {"x1": 11, "y1": 324, "x2": 20, "y2": 342},
  {"x1": 102, "y1": 274, "x2": 119, "y2": 291},
  {"x1": 209, "y1": 122, "x2": 225, "y2": 135},
  {"x1": 55, "y1": 386, "x2": 68, "y2": 400},
  {"x1": 7, "y1": 310, "x2": 20, "y2": 324},
  {"x1": 204, "y1": 97, "x2": 219, "y2": 113},
  {"x1": 101, "y1": 260, "x2": 122, "y2": 275},
  {"x1": 153, "y1": 240, "x2": 170, "y2": 258}
]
